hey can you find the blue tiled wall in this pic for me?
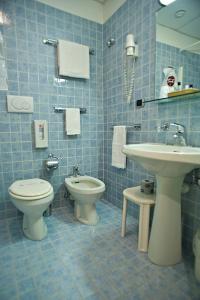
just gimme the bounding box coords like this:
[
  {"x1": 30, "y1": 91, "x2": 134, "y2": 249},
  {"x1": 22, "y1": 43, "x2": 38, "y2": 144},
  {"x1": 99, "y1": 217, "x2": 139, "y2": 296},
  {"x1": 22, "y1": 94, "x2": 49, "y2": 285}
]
[
  {"x1": 0, "y1": 0, "x2": 103, "y2": 218},
  {"x1": 156, "y1": 41, "x2": 200, "y2": 97},
  {"x1": 103, "y1": 0, "x2": 200, "y2": 253},
  {"x1": 103, "y1": 0, "x2": 157, "y2": 215}
]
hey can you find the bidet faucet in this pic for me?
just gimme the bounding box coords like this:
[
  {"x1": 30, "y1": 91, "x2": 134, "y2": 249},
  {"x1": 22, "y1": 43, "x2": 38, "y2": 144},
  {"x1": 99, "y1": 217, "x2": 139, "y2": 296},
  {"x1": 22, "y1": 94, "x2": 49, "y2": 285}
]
[
  {"x1": 72, "y1": 165, "x2": 80, "y2": 177},
  {"x1": 161, "y1": 122, "x2": 187, "y2": 146}
]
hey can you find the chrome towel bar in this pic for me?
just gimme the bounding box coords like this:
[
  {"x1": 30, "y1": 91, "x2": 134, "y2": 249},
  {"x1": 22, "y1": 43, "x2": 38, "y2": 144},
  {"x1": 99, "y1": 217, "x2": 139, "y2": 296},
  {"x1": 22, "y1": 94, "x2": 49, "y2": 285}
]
[
  {"x1": 54, "y1": 106, "x2": 86, "y2": 114},
  {"x1": 111, "y1": 124, "x2": 141, "y2": 131},
  {"x1": 43, "y1": 38, "x2": 95, "y2": 55}
]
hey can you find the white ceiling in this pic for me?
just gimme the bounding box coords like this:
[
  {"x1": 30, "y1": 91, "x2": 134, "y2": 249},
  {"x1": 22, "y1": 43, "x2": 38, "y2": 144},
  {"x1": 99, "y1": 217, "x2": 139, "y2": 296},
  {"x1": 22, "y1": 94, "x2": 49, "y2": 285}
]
[
  {"x1": 38, "y1": 0, "x2": 125, "y2": 23},
  {"x1": 157, "y1": 0, "x2": 200, "y2": 53}
]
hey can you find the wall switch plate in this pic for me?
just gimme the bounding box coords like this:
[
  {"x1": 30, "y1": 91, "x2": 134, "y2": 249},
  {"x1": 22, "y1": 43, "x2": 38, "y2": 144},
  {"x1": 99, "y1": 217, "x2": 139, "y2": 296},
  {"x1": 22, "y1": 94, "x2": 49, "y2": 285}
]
[
  {"x1": 34, "y1": 120, "x2": 48, "y2": 148},
  {"x1": 136, "y1": 99, "x2": 144, "y2": 108},
  {"x1": 133, "y1": 124, "x2": 141, "y2": 131},
  {"x1": 7, "y1": 95, "x2": 33, "y2": 113}
]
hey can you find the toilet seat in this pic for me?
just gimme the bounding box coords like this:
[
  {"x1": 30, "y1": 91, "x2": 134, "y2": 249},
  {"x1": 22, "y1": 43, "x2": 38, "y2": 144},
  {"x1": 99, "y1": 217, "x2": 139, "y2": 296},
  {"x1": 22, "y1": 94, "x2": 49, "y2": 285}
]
[{"x1": 9, "y1": 178, "x2": 53, "y2": 201}]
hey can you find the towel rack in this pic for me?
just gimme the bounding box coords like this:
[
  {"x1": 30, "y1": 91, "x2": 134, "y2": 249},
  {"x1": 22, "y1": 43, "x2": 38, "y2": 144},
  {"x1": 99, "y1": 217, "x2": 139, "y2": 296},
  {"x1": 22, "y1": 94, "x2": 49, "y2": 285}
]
[
  {"x1": 43, "y1": 38, "x2": 95, "y2": 55},
  {"x1": 111, "y1": 124, "x2": 141, "y2": 131},
  {"x1": 54, "y1": 106, "x2": 86, "y2": 114}
]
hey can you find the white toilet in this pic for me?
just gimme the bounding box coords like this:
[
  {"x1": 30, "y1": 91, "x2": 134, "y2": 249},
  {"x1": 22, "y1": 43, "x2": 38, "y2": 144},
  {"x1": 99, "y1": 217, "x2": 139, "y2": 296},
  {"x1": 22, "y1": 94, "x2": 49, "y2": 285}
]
[
  {"x1": 9, "y1": 178, "x2": 54, "y2": 241},
  {"x1": 65, "y1": 175, "x2": 105, "y2": 225}
]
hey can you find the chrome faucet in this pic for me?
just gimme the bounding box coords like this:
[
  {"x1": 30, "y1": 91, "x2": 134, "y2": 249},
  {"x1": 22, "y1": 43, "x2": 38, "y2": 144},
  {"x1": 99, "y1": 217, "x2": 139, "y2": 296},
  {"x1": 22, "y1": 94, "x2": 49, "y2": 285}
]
[
  {"x1": 72, "y1": 165, "x2": 80, "y2": 177},
  {"x1": 161, "y1": 122, "x2": 187, "y2": 146}
]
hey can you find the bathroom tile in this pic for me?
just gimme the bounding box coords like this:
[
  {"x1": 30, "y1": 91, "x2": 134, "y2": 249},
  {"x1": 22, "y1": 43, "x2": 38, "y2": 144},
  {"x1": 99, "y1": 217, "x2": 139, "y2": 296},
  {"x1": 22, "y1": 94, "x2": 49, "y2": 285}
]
[
  {"x1": 103, "y1": 0, "x2": 200, "y2": 257},
  {"x1": 0, "y1": 200, "x2": 196, "y2": 300},
  {"x1": 84, "y1": 293, "x2": 105, "y2": 300},
  {"x1": 19, "y1": 290, "x2": 40, "y2": 300},
  {"x1": 0, "y1": 0, "x2": 104, "y2": 219},
  {"x1": 0, "y1": 1, "x2": 199, "y2": 299}
]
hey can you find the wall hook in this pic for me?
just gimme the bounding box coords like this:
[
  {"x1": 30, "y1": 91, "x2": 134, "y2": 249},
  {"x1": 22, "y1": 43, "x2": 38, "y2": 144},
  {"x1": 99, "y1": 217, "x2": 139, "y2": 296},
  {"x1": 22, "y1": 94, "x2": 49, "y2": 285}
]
[{"x1": 107, "y1": 38, "x2": 115, "y2": 48}]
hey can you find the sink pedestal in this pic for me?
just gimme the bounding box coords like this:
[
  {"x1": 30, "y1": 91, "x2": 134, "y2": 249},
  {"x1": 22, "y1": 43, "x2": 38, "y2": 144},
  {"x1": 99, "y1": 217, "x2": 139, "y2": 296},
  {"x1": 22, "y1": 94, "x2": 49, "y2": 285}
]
[
  {"x1": 123, "y1": 143, "x2": 200, "y2": 266},
  {"x1": 148, "y1": 175, "x2": 184, "y2": 266}
]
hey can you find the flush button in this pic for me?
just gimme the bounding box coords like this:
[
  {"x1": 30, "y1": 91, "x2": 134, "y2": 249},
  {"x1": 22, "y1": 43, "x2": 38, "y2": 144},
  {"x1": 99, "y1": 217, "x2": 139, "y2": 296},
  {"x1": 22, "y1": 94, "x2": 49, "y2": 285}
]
[{"x1": 7, "y1": 95, "x2": 33, "y2": 113}]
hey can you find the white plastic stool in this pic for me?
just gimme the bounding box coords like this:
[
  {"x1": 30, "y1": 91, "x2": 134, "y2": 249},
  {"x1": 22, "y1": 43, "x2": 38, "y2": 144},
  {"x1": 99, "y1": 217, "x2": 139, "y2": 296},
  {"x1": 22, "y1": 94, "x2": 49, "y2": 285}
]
[{"x1": 121, "y1": 186, "x2": 156, "y2": 252}]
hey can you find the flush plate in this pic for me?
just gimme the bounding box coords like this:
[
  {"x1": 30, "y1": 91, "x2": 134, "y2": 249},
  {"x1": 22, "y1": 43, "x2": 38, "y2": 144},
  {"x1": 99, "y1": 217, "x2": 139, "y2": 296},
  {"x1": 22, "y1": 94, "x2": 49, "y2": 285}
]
[{"x1": 7, "y1": 95, "x2": 33, "y2": 113}]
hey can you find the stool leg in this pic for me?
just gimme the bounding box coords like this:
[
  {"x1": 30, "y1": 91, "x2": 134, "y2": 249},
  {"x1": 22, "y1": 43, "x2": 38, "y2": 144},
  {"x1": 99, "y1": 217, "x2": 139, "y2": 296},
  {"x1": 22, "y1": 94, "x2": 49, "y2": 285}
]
[
  {"x1": 121, "y1": 197, "x2": 128, "y2": 237},
  {"x1": 138, "y1": 204, "x2": 150, "y2": 252}
]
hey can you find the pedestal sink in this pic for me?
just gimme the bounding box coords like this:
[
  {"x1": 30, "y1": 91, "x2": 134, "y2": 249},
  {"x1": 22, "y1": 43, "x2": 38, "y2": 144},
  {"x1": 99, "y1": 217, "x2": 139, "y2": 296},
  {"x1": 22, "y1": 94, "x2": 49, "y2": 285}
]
[{"x1": 123, "y1": 143, "x2": 200, "y2": 266}]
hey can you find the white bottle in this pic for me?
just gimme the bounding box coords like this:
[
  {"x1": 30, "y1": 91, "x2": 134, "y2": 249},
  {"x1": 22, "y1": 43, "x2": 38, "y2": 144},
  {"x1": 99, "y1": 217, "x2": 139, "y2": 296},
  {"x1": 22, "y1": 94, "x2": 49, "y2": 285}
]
[{"x1": 159, "y1": 85, "x2": 169, "y2": 98}]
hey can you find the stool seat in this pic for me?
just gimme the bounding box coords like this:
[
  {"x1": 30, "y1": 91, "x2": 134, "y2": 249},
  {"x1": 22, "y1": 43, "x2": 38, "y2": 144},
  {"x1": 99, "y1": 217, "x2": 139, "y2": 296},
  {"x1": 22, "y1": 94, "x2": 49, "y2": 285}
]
[
  {"x1": 123, "y1": 186, "x2": 155, "y2": 205},
  {"x1": 121, "y1": 186, "x2": 156, "y2": 252}
]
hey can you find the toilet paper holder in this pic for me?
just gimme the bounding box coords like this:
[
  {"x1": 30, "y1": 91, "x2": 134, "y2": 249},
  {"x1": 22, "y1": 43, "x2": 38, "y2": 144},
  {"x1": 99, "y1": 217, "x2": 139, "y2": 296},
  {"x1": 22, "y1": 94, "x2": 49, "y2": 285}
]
[{"x1": 45, "y1": 153, "x2": 60, "y2": 171}]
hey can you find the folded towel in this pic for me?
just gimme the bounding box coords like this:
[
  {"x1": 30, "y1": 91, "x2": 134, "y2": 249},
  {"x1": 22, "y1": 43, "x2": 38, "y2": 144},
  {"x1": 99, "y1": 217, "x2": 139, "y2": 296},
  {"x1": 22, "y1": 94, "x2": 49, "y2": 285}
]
[
  {"x1": 112, "y1": 126, "x2": 127, "y2": 169},
  {"x1": 57, "y1": 39, "x2": 90, "y2": 79},
  {"x1": 65, "y1": 108, "x2": 80, "y2": 135}
]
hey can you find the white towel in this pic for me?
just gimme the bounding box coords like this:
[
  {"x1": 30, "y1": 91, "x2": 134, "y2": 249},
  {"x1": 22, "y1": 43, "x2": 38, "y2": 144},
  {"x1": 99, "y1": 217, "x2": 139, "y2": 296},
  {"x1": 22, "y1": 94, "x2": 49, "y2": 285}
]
[
  {"x1": 65, "y1": 108, "x2": 80, "y2": 135},
  {"x1": 57, "y1": 39, "x2": 90, "y2": 79},
  {"x1": 112, "y1": 126, "x2": 127, "y2": 169}
]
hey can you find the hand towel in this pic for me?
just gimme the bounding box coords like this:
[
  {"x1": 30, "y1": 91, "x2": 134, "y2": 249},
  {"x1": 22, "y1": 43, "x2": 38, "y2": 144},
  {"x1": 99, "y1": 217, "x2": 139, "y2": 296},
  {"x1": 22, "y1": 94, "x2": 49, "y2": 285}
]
[
  {"x1": 112, "y1": 126, "x2": 127, "y2": 169},
  {"x1": 57, "y1": 39, "x2": 90, "y2": 79},
  {"x1": 65, "y1": 108, "x2": 80, "y2": 135}
]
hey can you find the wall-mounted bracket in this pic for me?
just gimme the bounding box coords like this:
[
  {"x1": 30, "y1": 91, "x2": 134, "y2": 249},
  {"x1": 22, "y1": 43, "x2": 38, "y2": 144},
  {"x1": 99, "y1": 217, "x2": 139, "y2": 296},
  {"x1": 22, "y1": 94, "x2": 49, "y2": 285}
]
[
  {"x1": 53, "y1": 106, "x2": 86, "y2": 114},
  {"x1": 43, "y1": 38, "x2": 95, "y2": 55}
]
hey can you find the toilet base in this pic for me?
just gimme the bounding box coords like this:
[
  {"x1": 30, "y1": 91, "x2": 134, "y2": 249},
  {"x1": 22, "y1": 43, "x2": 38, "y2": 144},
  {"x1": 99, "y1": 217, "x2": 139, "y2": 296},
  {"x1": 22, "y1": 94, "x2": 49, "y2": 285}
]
[
  {"x1": 23, "y1": 214, "x2": 47, "y2": 240},
  {"x1": 75, "y1": 202, "x2": 100, "y2": 225}
]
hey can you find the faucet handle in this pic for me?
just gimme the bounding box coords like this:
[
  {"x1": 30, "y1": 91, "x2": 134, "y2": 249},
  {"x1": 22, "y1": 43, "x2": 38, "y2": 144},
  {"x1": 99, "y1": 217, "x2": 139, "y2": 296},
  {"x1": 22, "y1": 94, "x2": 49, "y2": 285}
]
[
  {"x1": 72, "y1": 165, "x2": 80, "y2": 176},
  {"x1": 73, "y1": 164, "x2": 79, "y2": 171},
  {"x1": 160, "y1": 122, "x2": 170, "y2": 131},
  {"x1": 174, "y1": 123, "x2": 185, "y2": 133},
  {"x1": 161, "y1": 122, "x2": 185, "y2": 133}
]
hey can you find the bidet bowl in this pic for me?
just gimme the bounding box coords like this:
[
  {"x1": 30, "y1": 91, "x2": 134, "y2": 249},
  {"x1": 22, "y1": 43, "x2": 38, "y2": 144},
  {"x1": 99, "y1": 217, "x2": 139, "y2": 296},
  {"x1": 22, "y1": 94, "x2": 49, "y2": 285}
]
[
  {"x1": 65, "y1": 176, "x2": 105, "y2": 225},
  {"x1": 65, "y1": 176, "x2": 105, "y2": 199},
  {"x1": 123, "y1": 143, "x2": 200, "y2": 266}
]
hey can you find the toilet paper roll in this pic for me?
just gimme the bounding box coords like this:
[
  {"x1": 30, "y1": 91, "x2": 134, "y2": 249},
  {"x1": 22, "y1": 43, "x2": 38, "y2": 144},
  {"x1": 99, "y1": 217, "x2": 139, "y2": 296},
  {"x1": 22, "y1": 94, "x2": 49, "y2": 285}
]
[{"x1": 141, "y1": 179, "x2": 154, "y2": 194}]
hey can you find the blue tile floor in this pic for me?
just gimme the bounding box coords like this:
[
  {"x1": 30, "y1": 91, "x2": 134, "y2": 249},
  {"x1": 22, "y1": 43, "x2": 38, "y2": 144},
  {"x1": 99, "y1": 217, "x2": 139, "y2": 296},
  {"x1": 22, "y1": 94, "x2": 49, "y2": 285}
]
[{"x1": 0, "y1": 200, "x2": 199, "y2": 300}]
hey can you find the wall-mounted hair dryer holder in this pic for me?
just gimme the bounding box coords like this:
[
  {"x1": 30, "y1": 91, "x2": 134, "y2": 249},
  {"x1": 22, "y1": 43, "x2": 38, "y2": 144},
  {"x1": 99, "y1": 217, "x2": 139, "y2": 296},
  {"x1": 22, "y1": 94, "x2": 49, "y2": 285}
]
[
  {"x1": 125, "y1": 34, "x2": 138, "y2": 57},
  {"x1": 107, "y1": 38, "x2": 115, "y2": 48},
  {"x1": 124, "y1": 34, "x2": 139, "y2": 104}
]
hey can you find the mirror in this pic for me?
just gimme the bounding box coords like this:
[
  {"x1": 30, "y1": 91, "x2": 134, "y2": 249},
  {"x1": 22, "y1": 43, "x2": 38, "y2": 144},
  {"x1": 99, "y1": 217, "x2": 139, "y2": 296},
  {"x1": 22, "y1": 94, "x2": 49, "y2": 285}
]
[{"x1": 155, "y1": 0, "x2": 200, "y2": 99}]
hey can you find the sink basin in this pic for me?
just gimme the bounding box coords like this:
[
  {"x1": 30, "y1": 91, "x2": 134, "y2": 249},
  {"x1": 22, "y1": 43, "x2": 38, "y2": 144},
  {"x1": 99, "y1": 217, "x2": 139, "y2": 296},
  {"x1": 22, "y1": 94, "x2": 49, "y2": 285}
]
[
  {"x1": 123, "y1": 143, "x2": 200, "y2": 266},
  {"x1": 123, "y1": 143, "x2": 200, "y2": 177}
]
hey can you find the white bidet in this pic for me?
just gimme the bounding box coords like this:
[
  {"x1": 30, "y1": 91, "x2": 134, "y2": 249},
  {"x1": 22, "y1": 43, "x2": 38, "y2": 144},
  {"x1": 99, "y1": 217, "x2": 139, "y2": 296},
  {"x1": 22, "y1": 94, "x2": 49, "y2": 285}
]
[{"x1": 65, "y1": 176, "x2": 105, "y2": 225}]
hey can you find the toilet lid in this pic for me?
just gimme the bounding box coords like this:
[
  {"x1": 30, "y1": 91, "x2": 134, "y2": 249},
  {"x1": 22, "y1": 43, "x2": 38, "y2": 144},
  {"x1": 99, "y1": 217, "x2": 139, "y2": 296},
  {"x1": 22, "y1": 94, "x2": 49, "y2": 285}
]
[{"x1": 9, "y1": 178, "x2": 52, "y2": 198}]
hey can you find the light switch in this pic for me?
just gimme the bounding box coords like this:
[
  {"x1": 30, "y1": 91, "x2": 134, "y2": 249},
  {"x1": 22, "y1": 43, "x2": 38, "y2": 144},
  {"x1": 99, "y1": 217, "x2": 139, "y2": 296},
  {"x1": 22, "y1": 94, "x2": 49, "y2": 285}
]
[{"x1": 7, "y1": 95, "x2": 33, "y2": 113}]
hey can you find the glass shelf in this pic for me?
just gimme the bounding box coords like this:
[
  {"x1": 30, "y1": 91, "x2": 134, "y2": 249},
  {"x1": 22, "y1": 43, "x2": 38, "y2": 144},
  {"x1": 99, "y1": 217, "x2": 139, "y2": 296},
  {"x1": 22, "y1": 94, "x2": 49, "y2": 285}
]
[{"x1": 136, "y1": 90, "x2": 200, "y2": 108}]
